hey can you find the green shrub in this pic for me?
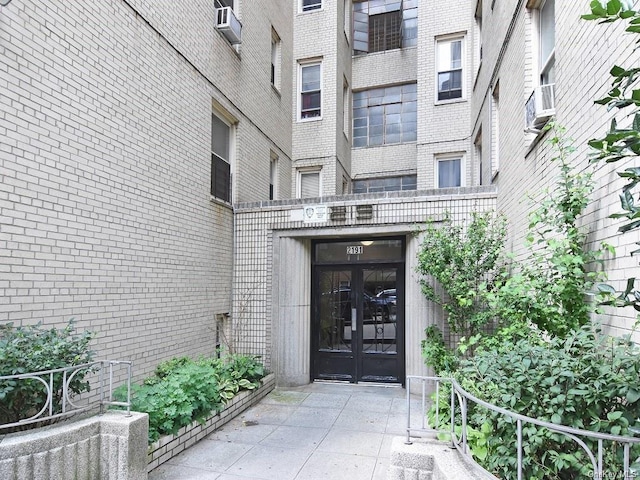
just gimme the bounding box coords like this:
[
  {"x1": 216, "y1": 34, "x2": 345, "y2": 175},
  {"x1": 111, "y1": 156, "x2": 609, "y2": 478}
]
[
  {"x1": 115, "y1": 354, "x2": 265, "y2": 443},
  {"x1": 0, "y1": 320, "x2": 95, "y2": 430},
  {"x1": 455, "y1": 326, "x2": 640, "y2": 479}
]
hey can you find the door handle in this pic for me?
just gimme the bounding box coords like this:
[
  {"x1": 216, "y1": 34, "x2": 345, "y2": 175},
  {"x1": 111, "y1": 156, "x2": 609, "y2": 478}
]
[{"x1": 351, "y1": 308, "x2": 357, "y2": 331}]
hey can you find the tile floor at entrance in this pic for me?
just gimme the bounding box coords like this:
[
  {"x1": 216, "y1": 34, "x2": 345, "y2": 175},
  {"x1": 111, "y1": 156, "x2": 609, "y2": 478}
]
[{"x1": 148, "y1": 382, "x2": 422, "y2": 480}]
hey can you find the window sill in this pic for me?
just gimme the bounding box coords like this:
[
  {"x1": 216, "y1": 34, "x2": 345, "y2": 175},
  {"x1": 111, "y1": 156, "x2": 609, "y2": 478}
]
[
  {"x1": 271, "y1": 84, "x2": 281, "y2": 98},
  {"x1": 352, "y1": 141, "x2": 417, "y2": 150},
  {"x1": 210, "y1": 196, "x2": 233, "y2": 209},
  {"x1": 435, "y1": 98, "x2": 466, "y2": 106},
  {"x1": 297, "y1": 116, "x2": 323, "y2": 123}
]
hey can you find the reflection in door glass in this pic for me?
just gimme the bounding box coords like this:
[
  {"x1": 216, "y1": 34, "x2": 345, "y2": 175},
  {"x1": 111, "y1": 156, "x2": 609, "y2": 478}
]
[
  {"x1": 362, "y1": 269, "x2": 397, "y2": 353},
  {"x1": 318, "y1": 270, "x2": 352, "y2": 351}
]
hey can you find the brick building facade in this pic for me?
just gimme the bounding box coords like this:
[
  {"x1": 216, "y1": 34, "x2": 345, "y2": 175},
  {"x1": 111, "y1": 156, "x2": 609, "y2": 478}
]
[{"x1": 1, "y1": 0, "x2": 636, "y2": 385}]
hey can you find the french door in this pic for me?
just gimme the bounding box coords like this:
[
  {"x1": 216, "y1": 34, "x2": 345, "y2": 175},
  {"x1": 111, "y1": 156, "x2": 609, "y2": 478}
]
[{"x1": 312, "y1": 262, "x2": 404, "y2": 384}]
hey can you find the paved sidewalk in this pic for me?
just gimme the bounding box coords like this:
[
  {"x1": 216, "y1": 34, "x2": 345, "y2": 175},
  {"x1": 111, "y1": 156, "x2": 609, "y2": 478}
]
[{"x1": 149, "y1": 382, "x2": 417, "y2": 480}]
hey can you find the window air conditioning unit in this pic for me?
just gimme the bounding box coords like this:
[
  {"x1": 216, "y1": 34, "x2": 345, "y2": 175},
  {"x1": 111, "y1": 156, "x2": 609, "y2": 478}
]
[
  {"x1": 525, "y1": 83, "x2": 555, "y2": 130},
  {"x1": 215, "y1": 6, "x2": 242, "y2": 45}
]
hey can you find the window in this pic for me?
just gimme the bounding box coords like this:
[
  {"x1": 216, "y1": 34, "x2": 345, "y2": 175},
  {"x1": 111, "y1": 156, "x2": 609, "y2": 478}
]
[
  {"x1": 353, "y1": 175, "x2": 417, "y2": 193},
  {"x1": 301, "y1": 0, "x2": 321, "y2": 12},
  {"x1": 474, "y1": 131, "x2": 483, "y2": 186},
  {"x1": 437, "y1": 156, "x2": 463, "y2": 188},
  {"x1": 299, "y1": 62, "x2": 322, "y2": 120},
  {"x1": 298, "y1": 169, "x2": 321, "y2": 198},
  {"x1": 353, "y1": 83, "x2": 417, "y2": 148},
  {"x1": 270, "y1": 152, "x2": 278, "y2": 200},
  {"x1": 353, "y1": 0, "x2": 417, "y2": 54},
  {"x1": 216, "y1": 0, "x2": 233, "y2": 7},
  {"x1": 211, "y1": 113, "x2": 233, "y2": 202},
  {"x1": 344, "y1": 0, "x2": 350, "y2": 40},
  {"x1": 271, "y1": 28, "x2": 281, "y2": 90},
  {"x1": 538, "y1": 0, "x2": 555, "y2": 85},
  {"x1": 437, "y1": 37, "x2": 463, "y2": 101},
  {"x1": 491, "y1": 82, "x2": 499, "y2": 177},
  {"x1": 475, "y1": 0, "x2": 483, "y2": 71},
  {"x1": 343, "y1": 77, "x2": 350, "y2": 138}
]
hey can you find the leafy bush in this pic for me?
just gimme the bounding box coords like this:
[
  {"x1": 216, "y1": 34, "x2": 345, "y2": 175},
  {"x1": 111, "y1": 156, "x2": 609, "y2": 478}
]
[
  {"x1": 115, "y1": 354, "x2": 265, "y2": 443},
  {"x1": 455, "y1": 326, "x2": 640, "y2": 479},
  {"x1": 0, "y1": 321, "x2": 95, "y2": 430},
  {"x1": 416, "y1": 211, "x2": 507, "y2": 373},
  {"x1": 488, "y1": 125, "x2": 610, "y2": 339}
]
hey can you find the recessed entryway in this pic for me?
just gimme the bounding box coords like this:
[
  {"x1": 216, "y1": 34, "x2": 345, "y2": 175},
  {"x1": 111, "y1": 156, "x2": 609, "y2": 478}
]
[{"x1": 311, "y1": 238, "x2": 405, "y2": 384}]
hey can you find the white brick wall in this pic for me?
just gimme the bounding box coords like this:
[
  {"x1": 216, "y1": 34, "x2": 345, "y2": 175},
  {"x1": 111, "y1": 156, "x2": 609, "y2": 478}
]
[{"x1": 473, "y1": 1, "x2": 640, "y2": 335}]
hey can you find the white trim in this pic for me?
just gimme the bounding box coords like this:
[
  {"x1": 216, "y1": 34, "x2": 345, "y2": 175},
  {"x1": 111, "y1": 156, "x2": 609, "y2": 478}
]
[
  {"x1": 435, "y1": 153, "x2": 466, "y2": 189},
  {"x1": 298, "y1": 60, "x2": 323, "y2": 122},
  {"x1": 435, "y1": 34, "x2": 466, "y2": 104},
  {"x1": 299, "y1": 0, "x2": 322, "y2": 13},
  {"x1": 211, "y1": 107, "x2": 237, "y2": 203},
  {"x1": 296, "y1": 168, "x2": 322, "y2": 198}
]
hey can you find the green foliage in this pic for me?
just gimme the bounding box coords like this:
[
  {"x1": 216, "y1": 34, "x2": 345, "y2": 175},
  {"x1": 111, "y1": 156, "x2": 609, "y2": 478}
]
[
  {"x1": 416, "y1": 211, "x2": 507, "y2": 372},
  {"x1": 456, "y1": 325, "x2": 640, "y2": 479},
  {"x1": 115, "y1": 354, "x2": 265, "y2": 443},
  {"x1": 421, "y1": 326, "x2": 458, "y2": 374},
  {"x1": 0, "y1": 320, "x2": 95, "y2": 430},
  {"x1": 583, "y1": 1, "x2": 640, "y2": 312},
  {"x1": 489, "y1": 125, "x2": 609, "y2": 338}
]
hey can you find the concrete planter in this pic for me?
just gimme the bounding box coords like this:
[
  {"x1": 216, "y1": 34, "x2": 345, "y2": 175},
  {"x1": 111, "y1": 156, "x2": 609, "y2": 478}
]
[
  {"x1": 0, "y1": 410, "x2": 149, "y2": 480},
  {"x1": 147, "y1": 372, "x2": 275, "y2": 472}
]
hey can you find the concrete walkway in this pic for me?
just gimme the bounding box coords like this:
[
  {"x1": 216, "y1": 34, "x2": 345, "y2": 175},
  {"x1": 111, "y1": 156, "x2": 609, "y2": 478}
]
[{"x1": 149, "y1": 382, "x2": 416, "y2": 480}]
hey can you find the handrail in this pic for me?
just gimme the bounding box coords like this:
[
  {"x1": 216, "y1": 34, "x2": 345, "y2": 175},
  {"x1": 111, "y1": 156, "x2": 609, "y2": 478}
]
[
  {"x1": 0, "y1": 360, "x2": 132, "y2": 431},
  {"x1": 406, "y1": 375, "x2": 640, "y2": 480}
]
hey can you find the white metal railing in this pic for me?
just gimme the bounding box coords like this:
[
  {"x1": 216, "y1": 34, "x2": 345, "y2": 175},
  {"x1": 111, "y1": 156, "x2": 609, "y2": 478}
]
[
  {"x1": 0, "y1": 360, "x2": 132, "y2": 431},
  {"x1": 406, "y1": 375, "x2": 640, "y2": 480}
]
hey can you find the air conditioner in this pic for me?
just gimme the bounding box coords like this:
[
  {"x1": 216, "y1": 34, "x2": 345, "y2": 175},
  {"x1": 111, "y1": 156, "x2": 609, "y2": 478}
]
[
  {"x1": 525, "y1": 83, "x2": 555, "y2": 130},
  {"x1": 215, "y1": 6, "x2": 242, "y2": 45}
]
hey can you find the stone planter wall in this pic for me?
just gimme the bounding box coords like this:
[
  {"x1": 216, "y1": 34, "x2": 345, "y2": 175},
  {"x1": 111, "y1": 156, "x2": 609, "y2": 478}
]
[
  {"x1": 147, "y1": 372, "x2": 276, "y2": 472},
  {"x1": 0, "y1": 411, "x2": 149, "y2": 480}
]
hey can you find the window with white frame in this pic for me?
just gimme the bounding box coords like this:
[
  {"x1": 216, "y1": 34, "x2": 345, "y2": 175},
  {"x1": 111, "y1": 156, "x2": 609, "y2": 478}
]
[
  {"x1": 211, "y1": 112, "x2": 234, "y2": 202},
  {"x1": 491, "y1": 82, "x2": 500, "y2": 177},
  {"x1": 297, "y1": 169, "x2": 321, "y2": 198},
  {"x1": 352, "y1": 0, "x2": 417, "y2": 54},
  {"x1": 301, "y1": 0, "x2": 322, "y2": 12},
  {"x1": 538, "y1": 0, "x2": 555, "y2": 85},
  {"x1": 344, "y1": 0, "x2": 351, "y2": 41},
  {"x1": 343, "y1": 77, "x2": 350, "y2": 138},
  {"x1": 474, "y1": 131, "x2": 483, "y2": 186},
  {"x1": 270, "y1": 152, "x2": 278, "y2": 200},
  {"x1": 271, "y1": 28, "x2": 281, "y2": 90},
  {"x1": 474, "y1": 0, "x2": 483, "y2": 71},
  {"x1": 299, "y1": 62, "x2": 322, "y2": 120},
  {"x1": 352, "y1": 83, "x2": 417, "y2": 148},
  {"x1": 437, "y1": 155, "x2": 463, "y2": 188},
  {"x1": 437, "y1": 37, "x2": 463, "y2": 101}
]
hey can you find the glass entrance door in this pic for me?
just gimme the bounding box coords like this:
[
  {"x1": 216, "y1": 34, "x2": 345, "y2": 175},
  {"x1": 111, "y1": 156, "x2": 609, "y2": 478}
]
[{"x1": 312, "y1": 252, "x2": 404, "y2": 384}]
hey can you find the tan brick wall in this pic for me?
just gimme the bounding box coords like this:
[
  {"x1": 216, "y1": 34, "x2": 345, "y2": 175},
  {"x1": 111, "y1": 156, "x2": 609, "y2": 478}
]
[{"x1": 0, "y1": 0, "x2": 293, "y2": 380}]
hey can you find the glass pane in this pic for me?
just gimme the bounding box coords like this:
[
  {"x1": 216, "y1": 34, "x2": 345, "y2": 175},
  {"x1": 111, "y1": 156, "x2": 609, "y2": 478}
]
[
  {"x1": 451, "y1": 40, "x2": 462, "y2": 69},
  {"x1": 301, "y1": 64, "x2": 321, "y2": 91},
  {"x1": 438, "y1": 158, "x2": 462, "y2": 188},
  {"x1": 318, "y1": 271, "x2": 352, "y2": 352},
  {"x1": 362, "y1": 268, "x2": 397, "y2": 353},
  {"x1": 211, "y1": 114, "x2": 230, "y2": 160},
  {"x1": 540, "y1": 0, "x2": 555, "y2": 69},
  {"x1": 300, "y1": 172, "x2": 320, "y2": 197}
]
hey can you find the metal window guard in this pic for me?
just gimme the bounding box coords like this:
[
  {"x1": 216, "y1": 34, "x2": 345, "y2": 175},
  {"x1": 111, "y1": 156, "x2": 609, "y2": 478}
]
[
  {"x1": 406, "y1": 375, "x2": 640, "y2": 480},
  {"x1": 0, "y1": 360, "x2": 132, "y2": 431}
]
